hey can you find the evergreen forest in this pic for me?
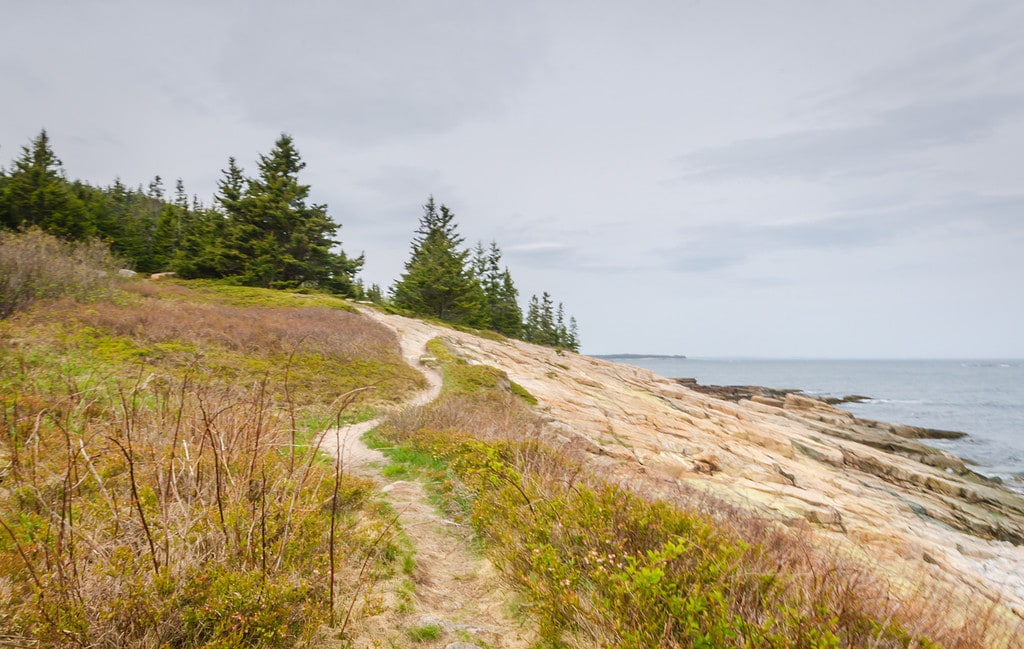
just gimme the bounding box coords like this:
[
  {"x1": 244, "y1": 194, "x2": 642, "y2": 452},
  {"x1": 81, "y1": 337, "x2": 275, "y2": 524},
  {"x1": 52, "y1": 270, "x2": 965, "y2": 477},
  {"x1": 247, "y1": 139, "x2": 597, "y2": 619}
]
[{"x1": 0, "y1": 130, "x2": 579, "y2": 350}]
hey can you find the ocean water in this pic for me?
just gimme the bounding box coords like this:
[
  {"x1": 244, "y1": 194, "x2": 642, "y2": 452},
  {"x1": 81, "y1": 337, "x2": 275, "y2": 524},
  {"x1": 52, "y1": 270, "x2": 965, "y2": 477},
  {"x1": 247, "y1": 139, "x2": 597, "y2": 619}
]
[{"x1": 601, "y1": 357, "x2": 1024, "y2": 484}]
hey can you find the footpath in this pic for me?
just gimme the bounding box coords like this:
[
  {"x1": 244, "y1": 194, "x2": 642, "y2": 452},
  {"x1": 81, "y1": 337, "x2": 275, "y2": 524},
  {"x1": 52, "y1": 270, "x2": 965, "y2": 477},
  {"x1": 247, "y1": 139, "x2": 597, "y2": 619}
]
[{"x1": 319, "y1": 310, "x2": 537, "y2": 649}]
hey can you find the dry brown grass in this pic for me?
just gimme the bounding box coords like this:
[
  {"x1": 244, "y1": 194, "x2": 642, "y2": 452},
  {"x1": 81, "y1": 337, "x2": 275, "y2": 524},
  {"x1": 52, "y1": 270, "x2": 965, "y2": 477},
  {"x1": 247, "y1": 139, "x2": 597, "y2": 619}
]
[
  {"x1": 0, "y1": 228, "x2": 120, "y2": 318},
  {"x1": 19, "y1": 290, "x2": 424, "y2": 410},
  {"x1": 0, "y1": 277, "x2": 423, "y2": 646},
  {"x1": 0, "y1": 360, "x2": 375, "y2": 646},
  {"x1": 82, "y1": 299, "x2": 394, "y2": 359}
]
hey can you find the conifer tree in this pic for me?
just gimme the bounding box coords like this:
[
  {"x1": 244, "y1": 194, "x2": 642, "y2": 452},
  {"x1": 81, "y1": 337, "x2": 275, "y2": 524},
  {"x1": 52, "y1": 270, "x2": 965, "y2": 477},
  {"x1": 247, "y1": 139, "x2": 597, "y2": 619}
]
[
  {"x1": 219, "y1": 135, "x2": 362, "y2": 291},
  {"x1": 470, "y1": 241, "x2": 489, "y2": 285},
  {"x1": 147, "y1": 175, "x2": 164, "y2": 201},
  {"x1": 103, "y1": 179, "x2": 162, "y2": 272},
  {"x1": 392, "y1": 196, "x2": 485, "y2": 324},
  {"x1": 150, "y1": 178, "x2": 189, "y2": 270},
  {"x1": 492, "y1": 268, "x2": 523, "y2": 337},
  {"x1": 556, "y1": 302, "x2": 567, "y2": 347},
  {"x1": 521, "y1": 292, "x2": 580, "y2": 351},
  {"x1": 173, "y1": 178, "x2": 188, "y2": 210},
  {"x1": 567, "y1": 316, "x2": 580, "y2": 351},
  {"x1": 0, "y1": 130, "x2": 90, "y2": 238},
  {"x1": 538, "y1": 292, "x2": 556, "y2": 345},
  {"x1": 366, "y1": 283, "x2": 384, "y2": 304},
  {"x1": 470, "y1": 240, "x2": 522, "y2": 336},
  {"x1": 524, "y1": 294, "x2": 542, "y2": 342},
  {"x1": 151, "y1": 202, "x2": 180, "y2": 271}
]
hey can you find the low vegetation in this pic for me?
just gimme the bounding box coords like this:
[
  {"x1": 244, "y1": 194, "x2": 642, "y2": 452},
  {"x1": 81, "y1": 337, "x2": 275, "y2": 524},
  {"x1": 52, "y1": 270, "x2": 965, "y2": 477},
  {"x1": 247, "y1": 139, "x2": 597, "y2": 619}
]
[
  {"x1": 0, "y1": 228, "x2": 120, "y2": 318},
  {"x1": 425, "y1": 337, "x2": 536, "y2": 405},
  {"x1": 0, "y1": 231, "x2": 423, "y2": 646},
  {"x1": 374, "y1": 338, "x2": 1015, "y2": 648}
]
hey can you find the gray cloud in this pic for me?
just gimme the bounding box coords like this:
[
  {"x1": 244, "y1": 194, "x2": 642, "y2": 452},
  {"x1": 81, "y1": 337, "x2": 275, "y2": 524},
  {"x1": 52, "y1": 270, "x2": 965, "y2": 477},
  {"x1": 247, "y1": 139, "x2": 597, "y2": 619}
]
[
  {"x1": 810, "y1": 1, "x2": 1024, "y2": 116},
  {"x1": 661, "y1": 192, "x2": 1024, "y2": 274},
  {"x1": 216, "y1": 2, "x2": 545, "y2": 146},
  {"x1": 676, "y1": 96, "x2": 1024, "y2": 181}
]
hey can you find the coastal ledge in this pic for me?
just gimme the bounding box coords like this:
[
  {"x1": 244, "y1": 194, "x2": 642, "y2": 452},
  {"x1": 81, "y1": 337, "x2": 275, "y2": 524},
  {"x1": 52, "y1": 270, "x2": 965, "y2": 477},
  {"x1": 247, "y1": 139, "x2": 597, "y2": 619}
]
[
  {"x1": 649, "y1": 377, "x2": 1024, "y2": 546},
  {"x1": 363, "y1": 315, "x2": 1024, "y2": 617},
  {"x1": 673, "y1": 377, "x2": 969, "y2": 440}
]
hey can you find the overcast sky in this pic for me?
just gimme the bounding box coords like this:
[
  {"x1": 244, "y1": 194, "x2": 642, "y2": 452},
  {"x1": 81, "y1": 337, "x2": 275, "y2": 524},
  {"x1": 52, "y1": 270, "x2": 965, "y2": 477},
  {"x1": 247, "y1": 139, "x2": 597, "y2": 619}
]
[{"x1": 3, "y1": 1, "x2": 1023, "y2": 358}]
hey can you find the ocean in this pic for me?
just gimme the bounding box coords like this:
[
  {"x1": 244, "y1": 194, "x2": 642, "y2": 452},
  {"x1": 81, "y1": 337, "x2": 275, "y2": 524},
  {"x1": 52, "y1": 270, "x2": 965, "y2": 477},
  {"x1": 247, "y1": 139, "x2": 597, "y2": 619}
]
[{"x1": 600, "y1": 357, "x2": 1024, "y2": 485}]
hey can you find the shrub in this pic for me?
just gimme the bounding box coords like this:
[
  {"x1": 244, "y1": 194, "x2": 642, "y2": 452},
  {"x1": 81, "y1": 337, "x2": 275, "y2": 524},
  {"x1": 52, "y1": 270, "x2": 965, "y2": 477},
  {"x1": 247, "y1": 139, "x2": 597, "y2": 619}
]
[{"x1": 0, "y1": 228, "x2": 120, "y2": 318}]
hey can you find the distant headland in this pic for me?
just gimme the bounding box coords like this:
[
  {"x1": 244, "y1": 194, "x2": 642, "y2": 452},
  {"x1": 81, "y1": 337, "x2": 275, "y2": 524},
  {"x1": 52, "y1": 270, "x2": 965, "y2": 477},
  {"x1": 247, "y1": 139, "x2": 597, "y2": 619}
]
[{"x1": 593, "y1": 353, "x2": 687, "y2": 360}]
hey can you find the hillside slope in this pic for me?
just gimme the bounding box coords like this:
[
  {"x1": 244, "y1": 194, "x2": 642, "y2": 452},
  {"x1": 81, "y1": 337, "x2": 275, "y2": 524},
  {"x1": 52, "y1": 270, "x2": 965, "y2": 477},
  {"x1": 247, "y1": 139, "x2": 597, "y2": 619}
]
[{"x1": 358, "y1": 308, "x2": 1024, "y2": 623}]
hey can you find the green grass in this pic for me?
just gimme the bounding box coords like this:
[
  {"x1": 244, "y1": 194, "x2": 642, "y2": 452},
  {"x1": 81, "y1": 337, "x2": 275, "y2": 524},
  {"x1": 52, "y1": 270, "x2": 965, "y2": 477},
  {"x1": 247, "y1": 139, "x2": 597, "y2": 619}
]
[
  {"x1": 509, "y1": 380, "x2": 538, "y2": 405},
  {"x1": 407, "y1": 623, "x2": 442, "y2": 642},
  {"x1": 158, "y1": 279, "x2": 357, "y2": 311},
  {"x1": 425, "y1": 337, "x2": 537, "y2": 405}
]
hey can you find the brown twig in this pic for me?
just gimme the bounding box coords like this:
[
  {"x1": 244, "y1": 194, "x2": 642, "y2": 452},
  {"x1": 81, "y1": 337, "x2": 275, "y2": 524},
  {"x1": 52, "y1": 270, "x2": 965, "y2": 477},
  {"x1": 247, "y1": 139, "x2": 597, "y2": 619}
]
[
  {"x1": 274, "y1": 385, "x2": 374, "y2": 573},
  {"x1": 107, "y1": 432, "x2": 160, "y2": 576}
]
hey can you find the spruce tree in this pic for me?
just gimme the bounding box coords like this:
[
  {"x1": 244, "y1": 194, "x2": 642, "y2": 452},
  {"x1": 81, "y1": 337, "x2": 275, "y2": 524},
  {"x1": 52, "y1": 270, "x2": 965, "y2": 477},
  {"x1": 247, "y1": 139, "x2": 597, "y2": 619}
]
[
  {"x1": 469, "y1": 240, "x2": 523, "y2": 336},
  {"x1": 567, "y1": 316, "x2": 580, "y2": 352},
  {"x1": 151, "y1": 202, "x2": 181, "y2": 271},
  {"x1": 524, "y1": 294, "x2": 542, "y2": 342},
  {"x1": 147, "y1": 175, "x2": 164, "y2": 201},
  {"x1": 520, "y1": 292, "x2": 579, "y2": 351},
  {"x1": 556, "y1": 302, "x2": 567, "y2": 347},
  {"x1": 214, "y1": 157, "x2": 248, "y2": 277},
  {"x1": 538, "y1": 292, "x2": 556, "y2": 345},
  {"x1": 366, "y1": 283, "x2": 384, "y2": 304},
  {"x1": 173, "y1": 178, "x2": 188, "y2": 211},
  {"x1": 492, "y1": 268, "x2": 523, "y2": 337},
  {"x1": 219, "y1": 135, "x2": 362, "y2": 291},
  {"x1": 0, "y1": 130, "x2": 90, "y2": 238},
  {"x1": 392, "y1": 196, "x2": 485, "y2": 324}
]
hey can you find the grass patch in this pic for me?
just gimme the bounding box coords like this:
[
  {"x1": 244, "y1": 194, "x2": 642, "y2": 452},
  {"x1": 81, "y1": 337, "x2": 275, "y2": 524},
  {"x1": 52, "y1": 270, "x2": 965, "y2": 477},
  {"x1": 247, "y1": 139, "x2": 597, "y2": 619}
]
[
  {"x1": 425, "y1": 337, "x2": 536, "y2": 405},
  {"x1": 22, "y1": 290, "x2": 425, "y2": 408},
  {"x1": 407, "y1": 623, "x2": 442, "y2": 642},
  {"x1": 509, "y1": 380, "x2": 537, "y2": 405},
  {"x1": 138, "y1": 278, "x2": 357, "y2": 311}
]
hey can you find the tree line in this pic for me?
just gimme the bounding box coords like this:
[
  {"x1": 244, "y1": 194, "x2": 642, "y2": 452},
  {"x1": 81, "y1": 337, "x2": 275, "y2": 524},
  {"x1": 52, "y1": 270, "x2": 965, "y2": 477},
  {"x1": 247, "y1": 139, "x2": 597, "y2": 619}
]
[
  {"x1": 0, "y1": 130, "x2": 579, "y2": 350},
  {"x1": 0, "y1": 130, "x2": 361, "y2": 292},
  {"x1": 388, "y1": 196, "x2": 579, "y2": 350}
]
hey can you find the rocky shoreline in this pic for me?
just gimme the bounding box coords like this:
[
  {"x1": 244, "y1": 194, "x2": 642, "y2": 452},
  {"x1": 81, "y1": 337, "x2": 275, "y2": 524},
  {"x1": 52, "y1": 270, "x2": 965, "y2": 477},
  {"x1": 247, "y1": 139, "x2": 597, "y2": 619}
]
[
  {"x1": 672, "y1": 377, "x2": 968, "y2": 439},
  {"x1": 661, "y1": 377, "x2": 1024, "y2": 543},
  {"x1": 357, "y1": 313, "x2": 1024, "y2": 621}
]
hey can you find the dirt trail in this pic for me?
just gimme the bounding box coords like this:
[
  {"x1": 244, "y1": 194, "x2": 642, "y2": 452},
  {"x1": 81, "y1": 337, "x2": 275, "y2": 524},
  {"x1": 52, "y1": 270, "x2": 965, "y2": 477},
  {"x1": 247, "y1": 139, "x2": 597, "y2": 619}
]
[
  {"x1": 318, "y1": 309, "x2": 443, "y2": 468},
  {"x1": 319, "y1": 309, "x2": 536, "y2": 649}
]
